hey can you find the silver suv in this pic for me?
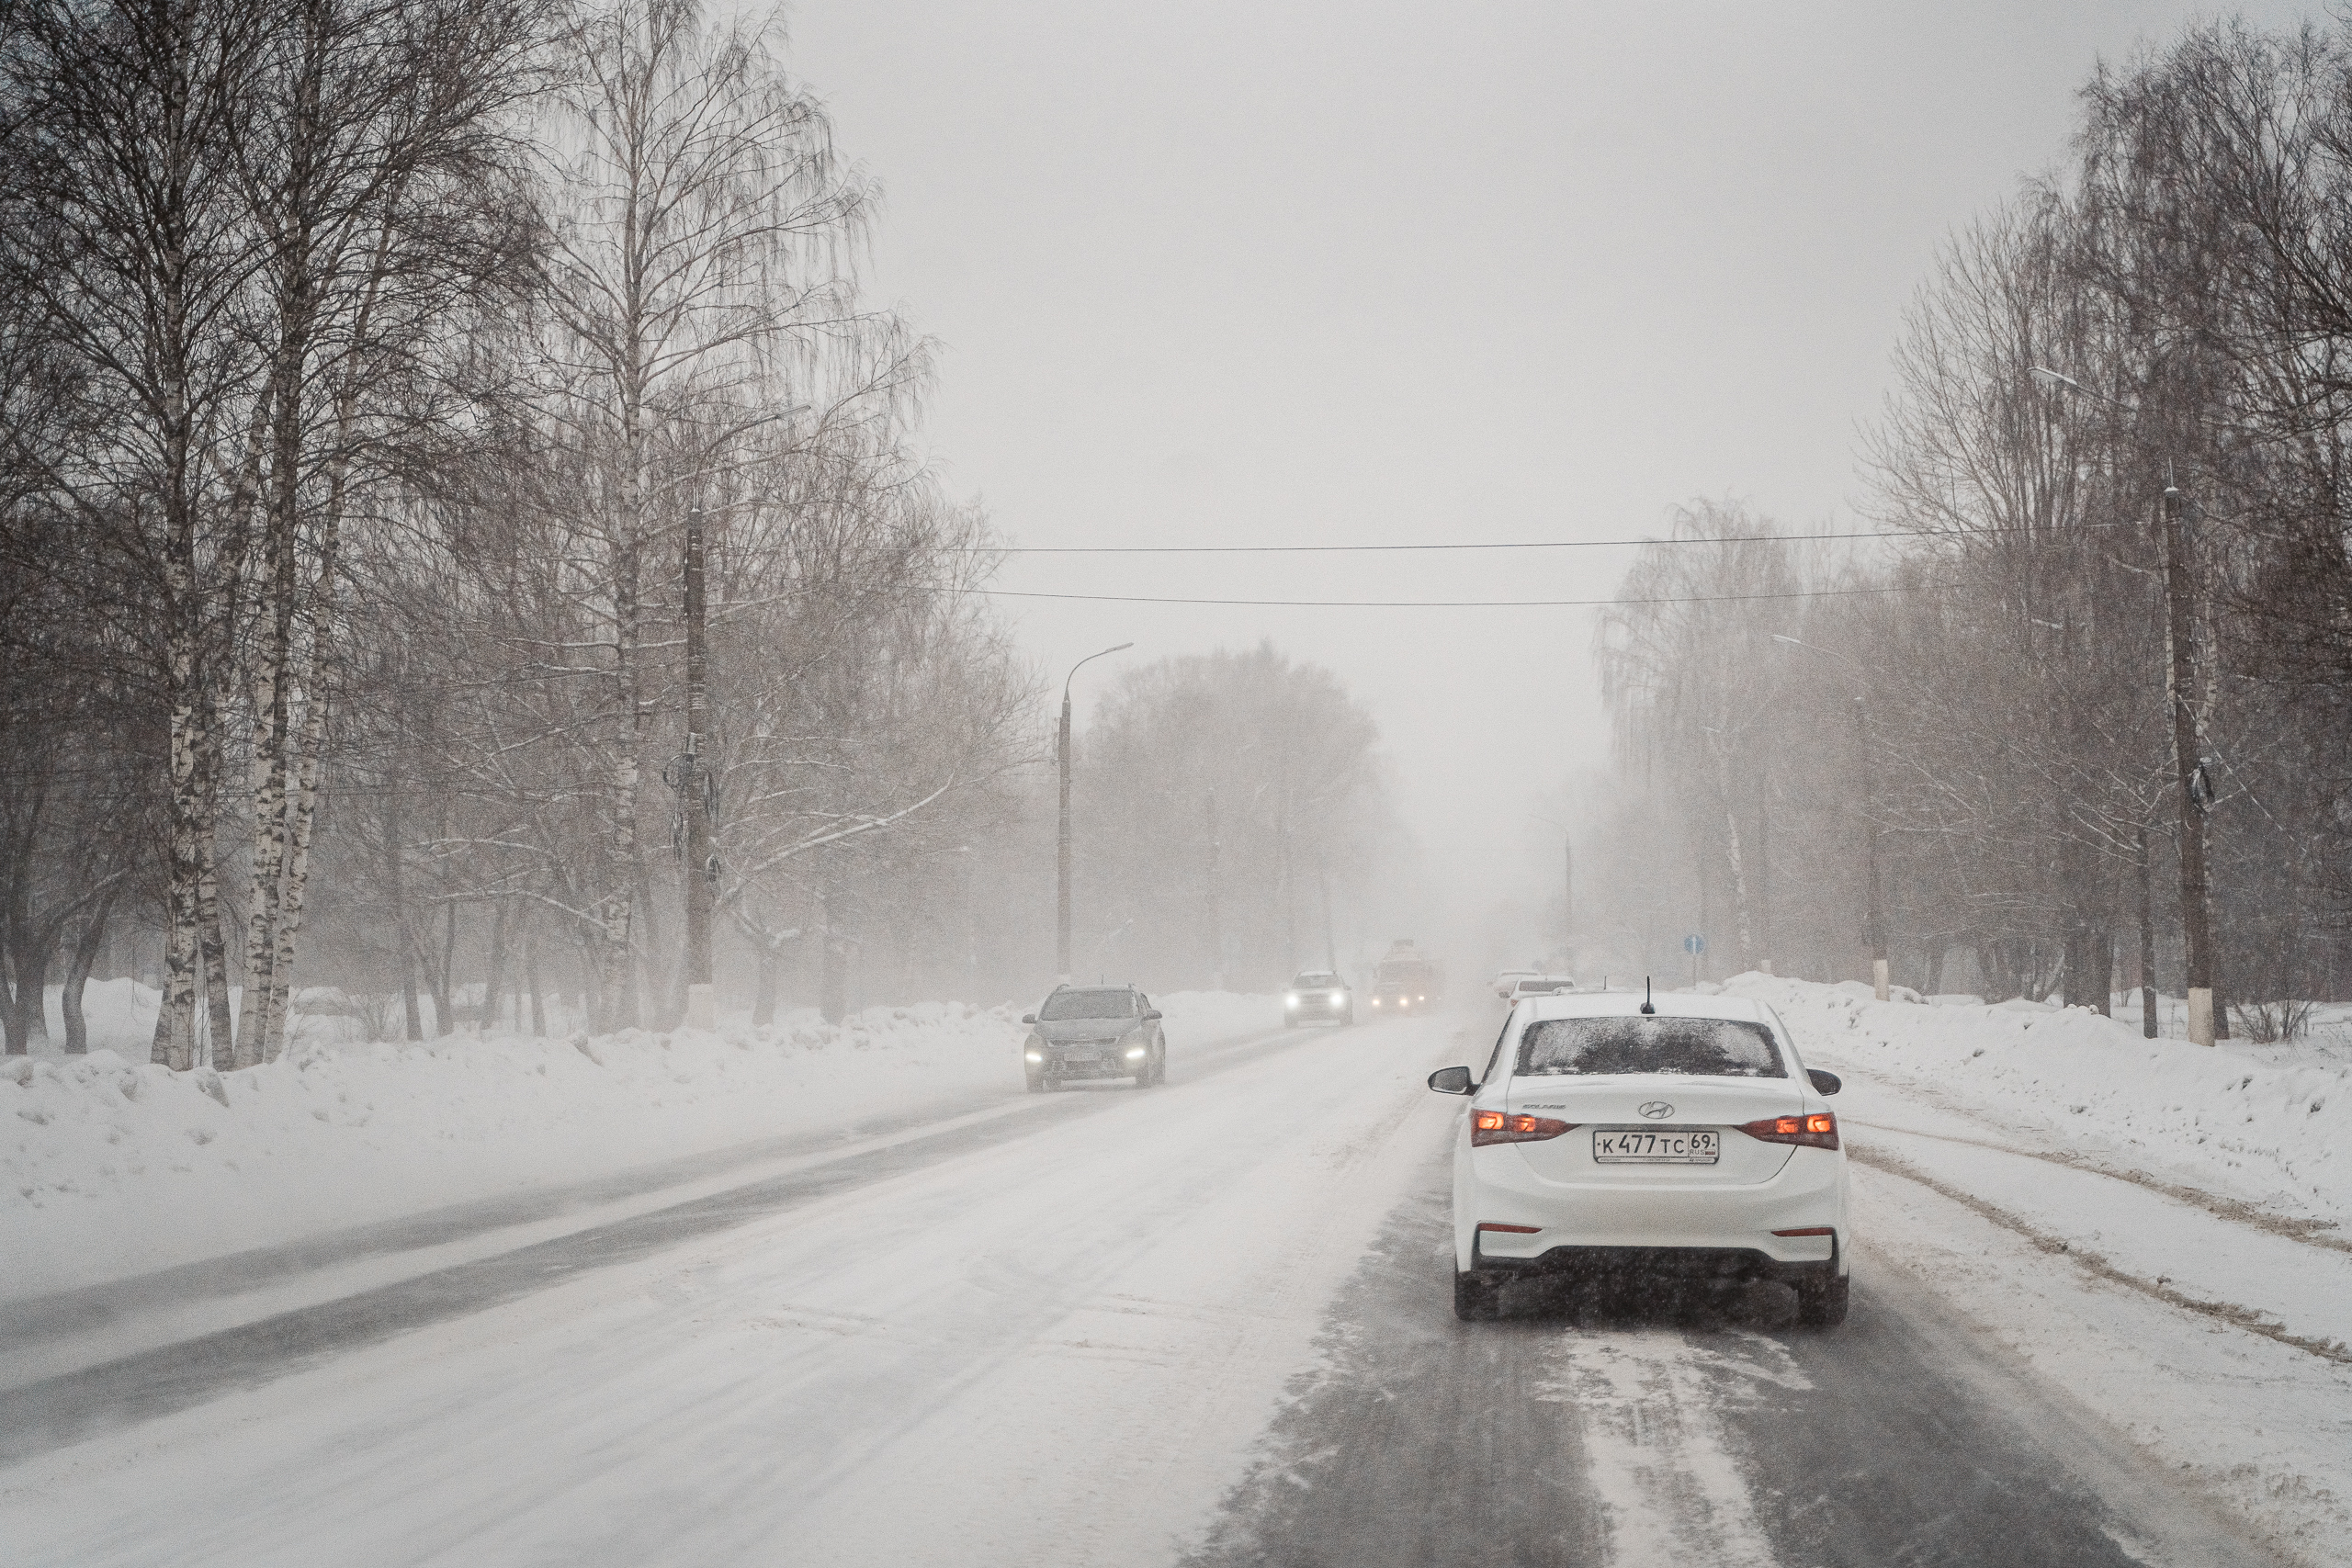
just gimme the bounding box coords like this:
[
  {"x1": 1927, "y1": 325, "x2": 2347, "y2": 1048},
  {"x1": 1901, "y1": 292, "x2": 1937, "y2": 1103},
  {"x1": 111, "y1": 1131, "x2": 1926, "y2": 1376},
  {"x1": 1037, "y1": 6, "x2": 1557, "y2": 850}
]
[{"x1": 1022, "y1": 986, "x2": 1166, "y2": 1091}]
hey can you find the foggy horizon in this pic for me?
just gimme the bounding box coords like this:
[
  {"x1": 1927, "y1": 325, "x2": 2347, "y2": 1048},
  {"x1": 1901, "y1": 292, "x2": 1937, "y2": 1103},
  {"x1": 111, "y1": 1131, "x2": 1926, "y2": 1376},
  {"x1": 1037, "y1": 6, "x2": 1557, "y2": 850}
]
[
  {"x1": 789, "y1": 0, "x2": 2318, "y2": 969},
  {"x1": 6, "y1": 3, "x2": 2352, "y2": 1563}
]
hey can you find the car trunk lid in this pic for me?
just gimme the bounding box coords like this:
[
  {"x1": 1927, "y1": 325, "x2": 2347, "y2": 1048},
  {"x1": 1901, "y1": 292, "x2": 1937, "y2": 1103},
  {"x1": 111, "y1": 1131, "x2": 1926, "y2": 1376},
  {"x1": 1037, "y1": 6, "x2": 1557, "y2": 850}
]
[{"x1": 1505, "y1": 1076, "x2": 1806, "y2": 1186}]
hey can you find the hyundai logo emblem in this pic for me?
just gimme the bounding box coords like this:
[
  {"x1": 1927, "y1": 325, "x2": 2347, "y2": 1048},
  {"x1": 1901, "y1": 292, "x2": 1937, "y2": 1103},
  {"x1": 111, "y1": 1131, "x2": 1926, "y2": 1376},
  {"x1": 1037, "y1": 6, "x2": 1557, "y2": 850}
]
[{"x1": 1637, "y1": 1100, "x2": 1675, "y2": 1120}]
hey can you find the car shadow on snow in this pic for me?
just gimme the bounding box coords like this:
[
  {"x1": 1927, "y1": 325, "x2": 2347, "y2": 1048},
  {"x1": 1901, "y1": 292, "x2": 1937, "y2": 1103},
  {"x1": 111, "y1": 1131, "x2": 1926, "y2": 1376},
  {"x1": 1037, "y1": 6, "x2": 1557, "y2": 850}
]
[{"x1": 1484, "y1": 1269, "x2": 1810, "y2": 1333}]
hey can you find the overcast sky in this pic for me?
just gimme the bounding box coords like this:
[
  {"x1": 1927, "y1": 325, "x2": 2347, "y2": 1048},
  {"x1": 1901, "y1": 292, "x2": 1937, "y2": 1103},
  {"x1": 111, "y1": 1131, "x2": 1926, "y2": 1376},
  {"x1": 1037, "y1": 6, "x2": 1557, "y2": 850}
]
[{"x1": 786, "y1": 0, "x2": 2312, "y2": 956}]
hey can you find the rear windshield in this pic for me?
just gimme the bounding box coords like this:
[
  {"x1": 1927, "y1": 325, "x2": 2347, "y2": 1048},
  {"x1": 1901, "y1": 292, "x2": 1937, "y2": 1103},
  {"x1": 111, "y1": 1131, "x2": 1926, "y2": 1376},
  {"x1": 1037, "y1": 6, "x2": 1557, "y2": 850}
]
[
  {"x1": 1040, "y1": 988, "x2": 1138, "y2": 1021},
  {"x1": 1516, "y1": 1016, "x2": 1785, "y2": 1078}
]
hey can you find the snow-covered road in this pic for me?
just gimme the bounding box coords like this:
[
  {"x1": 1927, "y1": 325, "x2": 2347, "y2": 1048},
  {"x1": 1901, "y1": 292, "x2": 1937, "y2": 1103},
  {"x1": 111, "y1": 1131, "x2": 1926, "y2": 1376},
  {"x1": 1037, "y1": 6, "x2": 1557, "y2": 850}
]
[{"x1": 2, "y1": 1002, "x2": 2341, "y2": 1567}]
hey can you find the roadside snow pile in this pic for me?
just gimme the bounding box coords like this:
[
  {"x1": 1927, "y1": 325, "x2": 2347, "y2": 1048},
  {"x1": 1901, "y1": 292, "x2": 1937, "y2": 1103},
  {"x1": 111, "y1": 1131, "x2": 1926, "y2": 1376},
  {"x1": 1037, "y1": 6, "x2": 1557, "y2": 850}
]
[
  {"x1": 1717, "y1": 973, "x2": 2352, "y2": 1224},
  {"x1": 0, "y1": 1003, "x2": 1023, "y2": 1301},
  {"x1": 2, "y1": 987, "x2": 1285, "y2": 1303}
]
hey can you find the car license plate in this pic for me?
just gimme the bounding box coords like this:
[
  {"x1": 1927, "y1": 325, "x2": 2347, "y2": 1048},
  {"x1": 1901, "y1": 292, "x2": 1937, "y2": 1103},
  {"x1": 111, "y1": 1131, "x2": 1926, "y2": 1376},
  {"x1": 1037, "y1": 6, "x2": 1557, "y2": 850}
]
[
  {"x1": 1061, "y1": 1051, "x2": 1098, "y2": 1065},
  {"x1": 1592, "y1": 1128, "x2": 1720, "y2": 1164}
]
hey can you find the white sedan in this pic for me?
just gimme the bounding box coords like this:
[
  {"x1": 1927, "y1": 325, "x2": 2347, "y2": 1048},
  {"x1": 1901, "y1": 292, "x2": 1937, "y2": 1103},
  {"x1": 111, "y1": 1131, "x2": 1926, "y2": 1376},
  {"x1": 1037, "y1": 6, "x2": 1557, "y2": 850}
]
[{"x1": 1428, "y1": 989, "x2": 1849, "y2": 1324}]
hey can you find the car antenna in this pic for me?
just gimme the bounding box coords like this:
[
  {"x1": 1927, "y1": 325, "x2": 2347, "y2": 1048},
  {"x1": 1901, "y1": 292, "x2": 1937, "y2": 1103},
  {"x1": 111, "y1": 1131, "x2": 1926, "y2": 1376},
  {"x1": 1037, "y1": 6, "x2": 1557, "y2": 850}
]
[{"x1": 1640, "y1": 977, "x2": 1656, "y2": 1015}]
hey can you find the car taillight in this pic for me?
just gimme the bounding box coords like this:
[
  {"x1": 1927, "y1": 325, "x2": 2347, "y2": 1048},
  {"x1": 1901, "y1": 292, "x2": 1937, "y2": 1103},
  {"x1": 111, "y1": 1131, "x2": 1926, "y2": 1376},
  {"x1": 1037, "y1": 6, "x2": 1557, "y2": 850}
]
[
  {"x1": 1737, "y1": 1111, "x2": 1838, "y2": 1150},
  {"x1": 1472, "y1": 1110, "x2": 1577, "y2": 1146}
]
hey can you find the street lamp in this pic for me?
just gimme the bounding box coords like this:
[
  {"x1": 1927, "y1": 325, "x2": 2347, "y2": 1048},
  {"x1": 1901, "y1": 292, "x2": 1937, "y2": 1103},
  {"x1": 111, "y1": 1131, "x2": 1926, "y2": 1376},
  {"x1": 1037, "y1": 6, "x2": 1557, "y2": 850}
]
[
  {"x1": 1772, "y1": 636, "x2": 1886, "y2": 1000},
  {"x1": 1057, "y1": 642, "x2": 1134, "y2": 980},
  {"x1": 2030, "y1": 365, "x2": 2217, "y2": 1045}
]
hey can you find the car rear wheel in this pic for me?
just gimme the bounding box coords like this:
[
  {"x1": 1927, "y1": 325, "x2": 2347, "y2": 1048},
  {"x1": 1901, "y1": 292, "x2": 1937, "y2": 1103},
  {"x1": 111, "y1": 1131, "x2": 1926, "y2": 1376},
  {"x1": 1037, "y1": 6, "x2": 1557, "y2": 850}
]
[
  {"x1": 1453, "y1": 1269, "x2": 1501, "y2": 1322},
  {"x1": 1796, "y1": 1274, "x2": 1849, "y2": 1326}
]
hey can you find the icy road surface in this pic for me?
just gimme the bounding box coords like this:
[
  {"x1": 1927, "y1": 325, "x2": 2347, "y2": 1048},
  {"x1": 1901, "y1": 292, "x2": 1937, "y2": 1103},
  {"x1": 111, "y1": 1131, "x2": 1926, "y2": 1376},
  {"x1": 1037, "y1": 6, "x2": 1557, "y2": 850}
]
[{"x1": 0, "y1": 1011, "x2": 2330, "y2": 1567}]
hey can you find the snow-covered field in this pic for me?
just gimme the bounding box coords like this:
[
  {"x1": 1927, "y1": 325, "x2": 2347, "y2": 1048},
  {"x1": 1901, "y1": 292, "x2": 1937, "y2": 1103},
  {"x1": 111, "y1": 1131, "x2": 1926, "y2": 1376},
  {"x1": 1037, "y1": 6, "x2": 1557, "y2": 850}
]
[
  {"x1": 2, "y1": 984, "x2": 1281, "y2": 1302},
  {"x1": 1713, "y1": 973, "x2": 2352, "y2": 1228}
]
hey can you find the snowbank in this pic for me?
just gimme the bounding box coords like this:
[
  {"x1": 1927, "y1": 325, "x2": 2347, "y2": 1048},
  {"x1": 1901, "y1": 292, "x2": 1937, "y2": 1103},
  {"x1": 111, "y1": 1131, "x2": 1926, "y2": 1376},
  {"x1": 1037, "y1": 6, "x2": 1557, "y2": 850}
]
[
  {"x1": 1714, "y1": 973, "x2": 2352, "y2": 1225},
  {"x1": 2, "y1": 987, "x2": 1282, "y2": 1302}
]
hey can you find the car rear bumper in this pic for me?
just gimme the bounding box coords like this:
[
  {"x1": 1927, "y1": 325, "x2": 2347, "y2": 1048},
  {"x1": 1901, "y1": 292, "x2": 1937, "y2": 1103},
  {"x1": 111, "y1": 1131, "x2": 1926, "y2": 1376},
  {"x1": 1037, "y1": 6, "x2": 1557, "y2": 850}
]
[
  {"x1": 1471, "y1": 1238, "x2": 1839, "y2": 1285},
  {"x1": 1456, "y1": 1141, "x2": 1849, "y2": 1272}
]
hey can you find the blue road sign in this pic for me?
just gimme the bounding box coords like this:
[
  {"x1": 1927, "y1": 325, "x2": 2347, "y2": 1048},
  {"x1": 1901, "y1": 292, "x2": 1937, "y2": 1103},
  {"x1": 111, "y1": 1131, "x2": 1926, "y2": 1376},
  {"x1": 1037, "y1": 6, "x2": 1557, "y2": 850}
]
[{"x1": 1682, "y1": 933, "x2": 1706, "y2": 955}]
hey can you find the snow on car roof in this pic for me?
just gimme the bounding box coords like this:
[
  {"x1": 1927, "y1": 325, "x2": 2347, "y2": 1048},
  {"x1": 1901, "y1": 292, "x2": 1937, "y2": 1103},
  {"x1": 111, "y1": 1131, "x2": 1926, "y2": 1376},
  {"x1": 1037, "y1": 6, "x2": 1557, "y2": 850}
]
[{"x1": 1513, "y1": 989, "x2": 1768, "y2": 1024}]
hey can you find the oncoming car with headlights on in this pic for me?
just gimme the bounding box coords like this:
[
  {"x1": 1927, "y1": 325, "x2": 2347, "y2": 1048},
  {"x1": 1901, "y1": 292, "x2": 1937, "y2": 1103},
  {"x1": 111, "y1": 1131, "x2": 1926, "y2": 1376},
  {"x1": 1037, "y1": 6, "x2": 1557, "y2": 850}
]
[
  {"x1": 1283, "y1": 971, "x2": 1353, "y2": 1026},
  {"x1": 1427, "y1": 988, "x2": 1849, "y2": 1324},
  {"x1": 1021, "y1": 985, "x2": 1165, "y2": 1091}
]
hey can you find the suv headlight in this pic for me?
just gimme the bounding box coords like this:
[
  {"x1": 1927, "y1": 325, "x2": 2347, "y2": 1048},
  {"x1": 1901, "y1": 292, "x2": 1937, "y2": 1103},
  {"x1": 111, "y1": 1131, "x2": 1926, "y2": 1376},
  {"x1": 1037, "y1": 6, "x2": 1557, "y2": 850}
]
[{"x1": 1284, "y1": 992, "x2": 1300, "y2": 1006}]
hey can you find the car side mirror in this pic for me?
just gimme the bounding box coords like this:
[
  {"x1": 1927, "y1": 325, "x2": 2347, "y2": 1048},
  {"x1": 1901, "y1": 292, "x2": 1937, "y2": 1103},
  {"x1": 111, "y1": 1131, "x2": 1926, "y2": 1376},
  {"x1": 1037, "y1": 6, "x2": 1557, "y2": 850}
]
[
  {"x1": 1140, "y1": 1010, "x2": 1161, "y2": 1021},
  {"x1": 1807, "y1": 1068, "x2": 1841, "y2": 1097},
  {"x1": 1427, "y1": 1066, "x2": 1474, "y2": 1095},
  {"x1": 1021, "y1": 1013, "x2": 1037, "y2": 1025}
]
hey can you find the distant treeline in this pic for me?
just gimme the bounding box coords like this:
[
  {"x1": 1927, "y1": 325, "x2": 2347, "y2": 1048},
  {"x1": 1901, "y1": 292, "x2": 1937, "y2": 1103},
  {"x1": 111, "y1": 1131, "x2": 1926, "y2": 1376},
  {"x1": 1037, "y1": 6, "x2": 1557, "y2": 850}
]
[
  {"x1": 0, "y1": 0, "x2": 1397, "y2": 1064},
  {"x1": 1589, "y1": 18, "x2": 2352, "y2": 1033}
]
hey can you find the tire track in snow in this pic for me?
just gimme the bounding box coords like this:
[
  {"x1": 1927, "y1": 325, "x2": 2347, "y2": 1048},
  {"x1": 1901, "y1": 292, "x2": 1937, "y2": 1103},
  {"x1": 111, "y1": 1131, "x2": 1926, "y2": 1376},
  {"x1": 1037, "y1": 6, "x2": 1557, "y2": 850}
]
[
  {"x1": 1534, "y1": 1332, "x2": 1797, "y2": 1568},
  {"x1": 1839, "y1": 1116, "x2": 2352, "y2": 1256},
  {"x1": 1846, "y1": 1144, "x2": 2352, "y2": 1365}
]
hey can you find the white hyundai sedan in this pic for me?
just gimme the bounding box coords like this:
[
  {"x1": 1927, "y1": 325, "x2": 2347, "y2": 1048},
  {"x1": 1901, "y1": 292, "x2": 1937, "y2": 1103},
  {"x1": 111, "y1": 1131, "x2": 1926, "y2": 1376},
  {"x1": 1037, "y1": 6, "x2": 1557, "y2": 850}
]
[{"x1": 1428, "y1": 989, "x2": 1849, "y2": 1325}]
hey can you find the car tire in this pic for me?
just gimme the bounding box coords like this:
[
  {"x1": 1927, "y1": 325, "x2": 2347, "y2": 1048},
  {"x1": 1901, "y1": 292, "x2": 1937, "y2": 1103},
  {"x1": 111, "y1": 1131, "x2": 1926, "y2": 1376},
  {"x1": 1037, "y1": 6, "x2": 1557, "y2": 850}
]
[
  {"x1": 1025, "y1": 1073, "x2": 1045, "y2": 1094},
  {"x1": 1453, "y1": 1269, "x2": 1502, "y2": 1322},
  {"x1": 1796, "y1": 1274, "x2": 1849, "y2": 1327}
]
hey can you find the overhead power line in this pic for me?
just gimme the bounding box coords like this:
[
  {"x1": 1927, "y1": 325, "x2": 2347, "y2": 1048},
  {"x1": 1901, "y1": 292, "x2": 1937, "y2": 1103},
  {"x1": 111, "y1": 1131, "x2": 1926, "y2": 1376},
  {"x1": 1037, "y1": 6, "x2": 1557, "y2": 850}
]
[
  {"x1": 958, "y1": 523, "x2": 2117, "y2": 556},
  {"x1": 972, "y1": 584, "x2": 1948, "y2": 609}
]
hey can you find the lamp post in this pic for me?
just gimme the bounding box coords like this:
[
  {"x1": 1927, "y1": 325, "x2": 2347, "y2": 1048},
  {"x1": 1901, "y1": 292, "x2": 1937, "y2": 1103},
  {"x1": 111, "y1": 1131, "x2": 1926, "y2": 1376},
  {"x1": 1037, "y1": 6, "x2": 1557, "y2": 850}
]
[
  {"x1": 2030, "y1": 365, "x2": 2217, "y2": 1045},
  {"x1": 1530, "y1": 815, "x2": 1574, "y2": 968},
  {"x1": 1771, "y1": 636, "x2": 1887, "y2": 1000},
  {"x1": 1057, "y1": 642, "x2": 1133, "y2": 980}
]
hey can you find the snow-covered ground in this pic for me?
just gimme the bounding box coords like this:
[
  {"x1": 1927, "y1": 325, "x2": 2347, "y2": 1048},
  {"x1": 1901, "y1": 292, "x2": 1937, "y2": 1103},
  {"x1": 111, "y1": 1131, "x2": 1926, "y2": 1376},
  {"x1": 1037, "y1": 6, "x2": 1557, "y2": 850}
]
[
  {"x1": 2, "y1": 983, "x2": 1281, "y2": 1302},
  {"x1": 1713, "y1": 972, "x2": 2351, "y2": 1228},
  {"x1": 1706, "y1": 973, "x2": 2352, "y2": 1564},
  {"x1": 7, "y1": 976, "x2": 2349, "y2": 1564},
  {"x1": 1, "y1": 1013, "x2": 1458, "y2": 1568}
]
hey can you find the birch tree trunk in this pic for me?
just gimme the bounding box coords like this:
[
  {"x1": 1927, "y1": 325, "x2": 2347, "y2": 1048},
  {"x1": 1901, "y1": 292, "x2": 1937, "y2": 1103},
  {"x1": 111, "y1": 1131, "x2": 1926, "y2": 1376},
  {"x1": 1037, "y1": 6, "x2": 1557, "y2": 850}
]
[
  {"x1": 231, "y1": 379, "x2": 286, "y2": 1067},
  {"x1": 264, "y1": 720, "x2": 325, "y2": 1060},
  {"x1": 194, "y1": 740, "x2": 237, "y2": 1067},
  {"x1": 153, "y1": 606, "x2": 204, "y2": 1073}
]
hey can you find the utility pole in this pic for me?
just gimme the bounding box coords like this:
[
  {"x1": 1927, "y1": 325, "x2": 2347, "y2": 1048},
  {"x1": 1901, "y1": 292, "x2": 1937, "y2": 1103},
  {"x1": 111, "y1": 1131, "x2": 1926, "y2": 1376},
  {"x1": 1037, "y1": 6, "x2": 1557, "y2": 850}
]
[
  {"x1": 2162, "y1": 481, "x2": 2216, "y2": 1044},
  {"x1": 2028, "y1": 369, "x2": 2220, "y2": 1044},
  {"x1": 2137, "y1": 821, "x2": 2158, "y2": 1039},
  {"x1": 681, "y1": 502, "x2": 715, "y2": 1029},
  {"x1": 1756, "y1": 752, "x2": 1773, "y2": 976},
  {"x1": 1057, "y1": 642, "x2": 1131, "y2": 980},
  {"x1": 1204, "y1": 788, "x2": 1224, "y2": 989},
  {"x1": 1318, "y1": 856, "x2": 1337, "y2": 972},
  {"x1": 1858, "y1": 695, "x2": 1888, "y2": 1001},
  {"x1": 1562, "y1": 833, "x2": 1574, "y2": 959}
]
